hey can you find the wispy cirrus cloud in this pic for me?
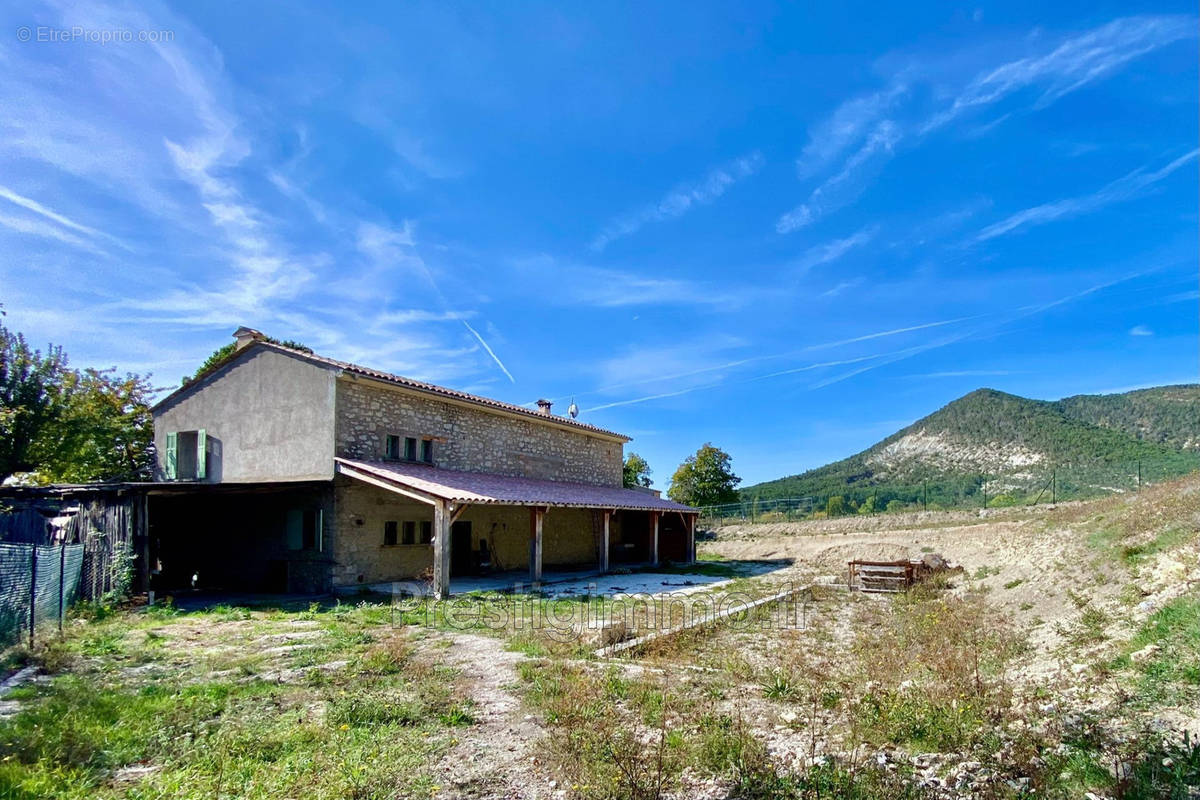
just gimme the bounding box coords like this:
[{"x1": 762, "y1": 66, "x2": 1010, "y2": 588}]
[
  {"x1": 777, "y1": 121, "x2": 901, "y2": 233},
  {"x1": 796, "y1": 83, "x2": 908, "y2": 177},
  {"x1": 777, "y1": 15, "x2": 1194, "y2": 235},
  {"x1": 591, "y1": 152, "x2": 764, "y2": 250},
  {"x1": 0, "y1": 184, "x2": 122, "y2": 246},
  {"x1": 1129, "y1": 325, "x2": 1154, "y2": 337},
  {"x1": 0, "y1": 0, "x2": 518, "y2": 389},
  {"x1": 921, "y1": 15, "x2": 1196, "y2": 134},
  {"x1": 793, "y1": 226, "x2": 877, "y2": 272},
  {"x1": 975, "y1": 149, "x2": 1198, "y2": 241}
]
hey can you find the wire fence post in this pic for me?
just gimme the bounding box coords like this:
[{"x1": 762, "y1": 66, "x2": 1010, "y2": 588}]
[
  {"x1": 59, "y1": 543, "x2": 67, "y2": 634},
  {"x1": 28, "y1": 545, "x2": 37, "y2": 650}
]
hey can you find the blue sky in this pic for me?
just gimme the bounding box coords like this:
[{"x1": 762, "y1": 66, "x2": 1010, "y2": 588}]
[{"x1": 1, "y1": 1, "x2": 1196, "y2": 487}]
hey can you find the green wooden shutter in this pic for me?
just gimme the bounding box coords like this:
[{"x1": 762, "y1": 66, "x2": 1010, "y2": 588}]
[
  {"x1": 196, "y1": 429, "x2": 207, "y2": 480},
  {"x1": 165, "y1": 432, "x2": 178, "y2": 480}
]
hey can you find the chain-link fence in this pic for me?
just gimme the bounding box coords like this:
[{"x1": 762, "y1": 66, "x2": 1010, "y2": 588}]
[
  {"x1": 0, "y1": 543, "x2": 85, "y2": 648},
  {"x1": 702, "y1": 458, "x2": 1200, "y2": 524}
]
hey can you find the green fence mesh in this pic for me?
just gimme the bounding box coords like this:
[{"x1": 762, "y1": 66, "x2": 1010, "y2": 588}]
[{"x1": 0, "y1": 543, "x2": 85, "y2": 647}]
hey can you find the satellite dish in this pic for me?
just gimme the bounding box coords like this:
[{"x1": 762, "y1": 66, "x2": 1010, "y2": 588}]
[{"x1": 568, "y1": 399, "x2": 579, "y2": 419}]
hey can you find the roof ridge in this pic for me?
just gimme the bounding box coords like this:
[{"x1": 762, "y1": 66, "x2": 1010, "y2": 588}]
[{"x1": 257, "y1": 341, "x2": 629, "y2": 441}]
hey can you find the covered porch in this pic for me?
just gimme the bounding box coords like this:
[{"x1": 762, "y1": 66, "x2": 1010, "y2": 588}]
[{"x1": 334, "y1": 458, "x2": 698, "y2": 598}]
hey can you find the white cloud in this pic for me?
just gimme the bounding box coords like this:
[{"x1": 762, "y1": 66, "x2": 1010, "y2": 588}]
[
  {"x1": 794, "y1": 227, "x2": 876, "y2": 272},
  {"x1": 796, "y1": 83, "x2": 907, "y2": 177},
  {"x1": 1129, "y1": 325, "x2": 1153, "y2": 336},
  {"x1": 777, "y1": 121, "x2": 900, "y2": 233},
  {"x1": 591, "y1": 152, "x2": 764, "y2": 250},
  {"x1": 975, "y1": 149, "x2": 1198, "y2": 241},
  {"x1": 777, "y1": 15, "x2": 1193, "y2": 234},
  {"x1": 922, "y1": 15, "x2": 1195, "y2": 134}
]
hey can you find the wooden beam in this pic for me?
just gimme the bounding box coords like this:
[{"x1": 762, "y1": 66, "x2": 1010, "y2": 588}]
[
  {"x1": 450, "y1": 503, "x2": 469, "y2": 524},
  {"x1": 650, "y1": 510, "x2": 660, "y2": 567},
  {"x1": 432, "y1": 500, "x2": 451, "y2": 599},
  {"x1": 600, "y1": 510, "x2": 611, "y2": 573},
  {"x1": 335, "y1": 463, "x2": 441, "y2": 506},
  {"x1": 686, "y1": 513, "x2": 697, "y2": 564},
  {"x1": 529, "y1": 506, "x2": 545, "y2": 583}
]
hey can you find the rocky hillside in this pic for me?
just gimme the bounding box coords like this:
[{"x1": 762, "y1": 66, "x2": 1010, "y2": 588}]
[{"x1": 744, "y1": 385, "x2": 1200, "y2": 505}]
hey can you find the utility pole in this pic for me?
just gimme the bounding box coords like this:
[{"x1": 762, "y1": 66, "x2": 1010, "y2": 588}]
[
  {"x1": 923, "y1": 480, "x2": 928, "y2": 512},
  {"x1": 1137, "y1": 460, "x2": 1142, "y2": 491}
]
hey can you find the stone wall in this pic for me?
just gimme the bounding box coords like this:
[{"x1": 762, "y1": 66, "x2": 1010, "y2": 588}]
[
  {"x1": 332, "y1": 477, "x2": 433, "y2": 586},
  {"x1": 331, "y1": 479, "x2": 615, "y2": 585},
  {"x1": 335, "y1": 378, "x2": 623, "y2": 486}
]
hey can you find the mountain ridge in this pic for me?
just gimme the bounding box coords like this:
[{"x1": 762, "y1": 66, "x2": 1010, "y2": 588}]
[{"x1": 742, "y1": 384, "x2": 1200, "y2": 507}]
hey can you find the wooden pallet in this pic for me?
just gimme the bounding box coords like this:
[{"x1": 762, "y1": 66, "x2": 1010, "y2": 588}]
[{"x1": 847, "y1": 560, "x2": 918, "y2": 593}]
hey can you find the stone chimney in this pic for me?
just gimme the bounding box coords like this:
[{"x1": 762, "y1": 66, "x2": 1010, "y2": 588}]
[
  {"x1": 536, "y1": 399, "x2": 553, "y2": 416},
  {"x1": 233, "y1": 326, "x2": 265, "y2": 350}
]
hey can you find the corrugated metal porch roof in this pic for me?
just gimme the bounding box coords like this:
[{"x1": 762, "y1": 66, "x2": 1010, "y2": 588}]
[{"x1": 335, "y1": 458, "x2": 696, "y2": 513}]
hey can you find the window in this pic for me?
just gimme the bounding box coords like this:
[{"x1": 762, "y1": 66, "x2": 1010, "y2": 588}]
[
  {"x1": 165, "y1": 429, "x2": 207, "y2": 480},
  {"x1": 384, "y1": 520, "x2": 398, "y2": 546},
  {"x1": 419, "y1": 520, "x2": 433, "y2": 544},
  {"x1": 420, "y1": 439, "x2": 434, "y2": 464},
  {"x1": 385, "y1": 435, "x2": 401, "y2": 460},
  {"x1": 404, "y1": 437, "x2": 418, "y2": 461},
  {"x1": 402, "y1": 520, "x2": 416, "y2": 545},
  {"x1": 286, "y1": 509, "x2": 323, "y2": 551}
]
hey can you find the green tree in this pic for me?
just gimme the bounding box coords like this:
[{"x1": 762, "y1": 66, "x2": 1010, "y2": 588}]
[
  {"x1": 826, "y1": 495, "x2": 845, "y2": 517},
  {"x1": 622, "y1": 452, "x2": 653, "y2": 488},
  {"x1": 0, "y1": 316, "x2": 67, "y2": 481},
  {"x1": 667, "y1": 443, "x2": 741, "y2": 508},
  {"x1": 38, "y1": 368, "x2": 156, "y2": 483},
  {"x1": 186, "y1": 336, "x2": 312, "y2": 385},
  {"x1": 0, "y1": 313, "x2": 155, "y2": 484}
]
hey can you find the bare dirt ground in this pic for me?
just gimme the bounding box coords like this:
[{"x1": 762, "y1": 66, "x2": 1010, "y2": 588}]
[
  {"x1": 418, "y1": 632, "x2": 550, "y2": 800},
  {"x1": 703, "y1": 481, "x2": 1200, "y2": 732}
]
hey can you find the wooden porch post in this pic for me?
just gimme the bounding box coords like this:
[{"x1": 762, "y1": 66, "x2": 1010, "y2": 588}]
[
  {"x1": 529, "y1": 506, "x2": 545, "y2": 583},
  {"x1": 650, "y1": 510, "x2": 660, "y2": 567},
  {"x1": 687, "y1": 513, "x2": 697, "y2": 564},
  {"x1": 600, "y1": 510, "x2": 611, "y2": 573},
  {"x1": 433, "y1": 500, "x2": 451, "y2": 599}
]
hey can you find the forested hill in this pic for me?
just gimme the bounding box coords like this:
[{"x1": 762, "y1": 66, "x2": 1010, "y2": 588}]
[{"x1": 742, "y1": 385, "x2": 1200, "y2": 506}]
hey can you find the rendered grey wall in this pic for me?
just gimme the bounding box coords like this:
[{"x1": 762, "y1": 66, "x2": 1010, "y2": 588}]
[
  {"x1": 153, "y1": 347, "x2": 337, "y2": 482},
  {"x1": 335, "y1": 378, "x2": 624, "y2": 486}
]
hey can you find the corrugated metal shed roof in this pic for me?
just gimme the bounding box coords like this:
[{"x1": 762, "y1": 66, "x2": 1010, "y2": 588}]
[{"x1": 336, "y1": 458, "x2": 695, "y2": 512}]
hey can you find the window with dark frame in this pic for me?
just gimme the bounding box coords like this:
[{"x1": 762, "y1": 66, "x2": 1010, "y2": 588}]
[
  {"x1": 286, "y1": 509, "x2": 322, "y2": 551},
  {"x1": 384, "y1": 520, "x2": 398, "y2": 546},
  {"x1": 404, "y1": 437, "x2": 418, "y2": 461},
  {"x1": 385, "y1": 435, "x2": 401, "y2": 460},
  {"x1": 402, "y1": 520, "x2": 416, "y2": 545},
  {"x1": 419, "y1": 520, "x2": 432, "y2": 544},
  {"x1": 420, "y1": 439, "x2": 433, "y2": 464}
]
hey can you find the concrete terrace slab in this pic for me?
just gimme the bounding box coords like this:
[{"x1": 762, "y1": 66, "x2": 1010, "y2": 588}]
[{"x1": 351, "y1": 560, "x2": 786, "y2": 598}]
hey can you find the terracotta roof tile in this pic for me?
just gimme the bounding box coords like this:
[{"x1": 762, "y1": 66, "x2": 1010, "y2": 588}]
[{"x1": 259, "y1": 342, "x2": 629, "y2": 441}]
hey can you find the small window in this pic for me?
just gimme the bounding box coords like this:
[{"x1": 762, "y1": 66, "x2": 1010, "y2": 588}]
[
  {"x1": 286, "y1": 509, "x2": 323, "y2": 551},
  {"x1": 384, "y1": 520, "x2": 398, "y2": 546},
  {"x1": 404, "y1": 437, "x2": 418, "y2": 461},
  {"x1": 385, "y1": 435, "x2": 401, "y2": 460},
  {"x1": 402, "y1": 520, "x2": 416, "y2": 545},
  {"x1": 420, "y1": 439, "x2": 434, "y2": 464},
  {"x1": 419, "y1": 520, "x2": 433, "y2": 544}
]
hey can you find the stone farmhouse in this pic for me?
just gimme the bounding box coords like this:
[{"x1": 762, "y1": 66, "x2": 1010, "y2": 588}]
[{"x1": 148, "y1": 327, "x2": 698, "y2": 597}]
